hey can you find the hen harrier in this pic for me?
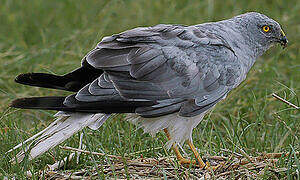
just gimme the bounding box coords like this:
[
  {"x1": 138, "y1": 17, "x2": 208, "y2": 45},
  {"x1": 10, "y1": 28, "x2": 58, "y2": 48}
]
[{"x1": 9, "y1": 12, "x2": 287, "y2": 168}]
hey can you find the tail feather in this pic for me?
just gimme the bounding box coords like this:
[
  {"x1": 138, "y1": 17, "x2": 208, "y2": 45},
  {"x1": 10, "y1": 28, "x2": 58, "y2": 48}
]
[{"x1": 8, "y1": 112, "x2": 111, "y2": 163}]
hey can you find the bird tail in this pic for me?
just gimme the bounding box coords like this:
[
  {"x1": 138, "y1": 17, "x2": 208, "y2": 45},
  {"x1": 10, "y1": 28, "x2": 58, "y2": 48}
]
[{"x1": 7, "y1": 111, "x2": 111, "y2": 163}]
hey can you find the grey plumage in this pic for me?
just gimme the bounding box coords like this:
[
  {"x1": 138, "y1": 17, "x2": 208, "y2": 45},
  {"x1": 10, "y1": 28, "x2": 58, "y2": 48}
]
[
  {"x1": 84, "y1": 21, "x2": 243, "y2": 116},
  {"x1": 9, "y1": 12, "x2": 288, "y2": 161}
]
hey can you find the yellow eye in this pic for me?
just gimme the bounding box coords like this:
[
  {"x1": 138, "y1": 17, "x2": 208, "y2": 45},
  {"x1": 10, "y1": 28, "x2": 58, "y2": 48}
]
[{"x1": 263, "y1": 26, "x2": 270, "y2": 32}]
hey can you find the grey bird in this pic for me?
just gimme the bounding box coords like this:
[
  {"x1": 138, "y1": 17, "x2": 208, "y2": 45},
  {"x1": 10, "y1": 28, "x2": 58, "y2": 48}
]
[{"x1": 9, "y1": 12, "x2": 288, "y2": 168}]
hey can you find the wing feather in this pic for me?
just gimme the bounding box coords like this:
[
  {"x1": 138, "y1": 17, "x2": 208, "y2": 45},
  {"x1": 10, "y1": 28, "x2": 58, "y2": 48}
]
[
  {"x1": 130, "y1": 54, "x2": 166, "y2": 79},
  {"x1": 72, "y1": 24, "x2": 241, "y2": 117},
  {"x1": 87, "y1": 48, "x2": 132, "y2": 68}
]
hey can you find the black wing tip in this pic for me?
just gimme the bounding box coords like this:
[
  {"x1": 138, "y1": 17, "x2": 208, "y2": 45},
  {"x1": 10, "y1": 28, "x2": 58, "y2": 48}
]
[
  {"x1": 10, "y1": 96, "x2": 67, "y2": 110},
  {"x1": 15, "y1": 72, "x2": 59, "y2": 83},
  {"x1": 15, "y1": 73, "x2": 32, "y2": 84},
  {"x1": 15, "y1": 73, "x2": 46, "y2": 85},
  {"x1": 10, "y1": 98, "x2": 32, "y2": 109}
]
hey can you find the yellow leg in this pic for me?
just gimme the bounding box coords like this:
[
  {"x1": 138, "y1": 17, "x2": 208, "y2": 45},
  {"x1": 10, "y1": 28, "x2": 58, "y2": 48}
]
[
  {"x1": 187, "y1": 139, "x2": 206, "y2": 168},
  {"x1": 187, "y1": 139, "x2": 224, "y2": 170},
  {"x1": 164, "y1": 129, "x2": 222, "y2": 170},
  {"x1": 164, "y1": 129, "x2": 196, "y2": 166}
]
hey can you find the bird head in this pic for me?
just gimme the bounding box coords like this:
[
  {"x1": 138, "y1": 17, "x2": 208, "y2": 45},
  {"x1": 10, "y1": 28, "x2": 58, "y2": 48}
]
[{"x1": 233, "y1": 12, "x2": 288, "y2": 52}]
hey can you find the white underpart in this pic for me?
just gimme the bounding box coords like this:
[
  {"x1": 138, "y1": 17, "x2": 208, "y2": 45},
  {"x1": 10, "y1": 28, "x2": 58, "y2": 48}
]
[
  {"x1": 127, "y1": 112, "x2": 206, "y2": 149},
  {"x1": 8, "y1": 112, "x2": 111, "y2": 163}
]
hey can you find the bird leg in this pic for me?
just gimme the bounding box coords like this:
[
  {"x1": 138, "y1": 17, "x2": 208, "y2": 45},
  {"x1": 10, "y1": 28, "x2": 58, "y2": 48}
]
[
  {"x1": 164, "y1": 129, "x2": 222, "y2": 170},
  {"x1": 187, "y1": 139, "x2": 224, "y2": 170},
  {"x1": 163, "y1": 129, "x2": 197, "y2": 166},
  {"x1": 187, "y1": 139, "x2": 207, "y2": 168}
]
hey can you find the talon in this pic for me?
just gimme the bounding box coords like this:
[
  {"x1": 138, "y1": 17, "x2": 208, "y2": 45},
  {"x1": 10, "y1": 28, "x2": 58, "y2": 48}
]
[
  {"x1": 178, "y1": 158, "x2": 196, "y2": 166},
  {"x1": 205, "y1": 161, "x2": 224, "y2": 171}
]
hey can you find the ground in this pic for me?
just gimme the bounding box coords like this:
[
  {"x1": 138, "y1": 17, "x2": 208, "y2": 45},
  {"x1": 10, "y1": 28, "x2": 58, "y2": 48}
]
[{"x1": 0, "y1": 0, "x2": 299, "y2": 179}]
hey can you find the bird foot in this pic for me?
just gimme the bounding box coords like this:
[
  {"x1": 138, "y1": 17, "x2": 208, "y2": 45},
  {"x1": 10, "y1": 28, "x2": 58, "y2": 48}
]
[
  {"x1": 178, "y1": 158, "x2": 197, "y2": 167},
  {"x1": 205, "y1": 162, "x2": 224, "y2": 171}
]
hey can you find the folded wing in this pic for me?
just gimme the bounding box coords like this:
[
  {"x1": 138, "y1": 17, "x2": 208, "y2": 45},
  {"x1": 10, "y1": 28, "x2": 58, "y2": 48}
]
[{"x1": 76, "y1": 24, "x2": 242, "y2": 117}]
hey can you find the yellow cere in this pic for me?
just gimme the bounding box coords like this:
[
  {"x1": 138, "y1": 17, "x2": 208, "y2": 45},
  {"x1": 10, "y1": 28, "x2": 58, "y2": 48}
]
[
  {"x1": 281, "y1": 29, "x2": 286, "y2": 36},
  {"x1": 263, "y1": 26, "x2": 270, "y2": 32}
]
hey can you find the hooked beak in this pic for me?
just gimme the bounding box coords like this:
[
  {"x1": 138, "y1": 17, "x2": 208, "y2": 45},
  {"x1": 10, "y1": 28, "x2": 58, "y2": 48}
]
[{"x1": 279, "y1": 30, "x2": 288, "y2": 49}]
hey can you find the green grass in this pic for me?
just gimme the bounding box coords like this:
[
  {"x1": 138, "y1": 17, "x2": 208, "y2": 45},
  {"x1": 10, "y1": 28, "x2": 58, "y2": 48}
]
[{"x1": 0, "y1": 0, "x2": 299, "y2": 178}]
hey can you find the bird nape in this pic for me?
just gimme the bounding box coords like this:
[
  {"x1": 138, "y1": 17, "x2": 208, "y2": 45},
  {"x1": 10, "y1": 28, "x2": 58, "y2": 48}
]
[{"x1": 8, "y1": 12, "x2": 287, "y2": 169}]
